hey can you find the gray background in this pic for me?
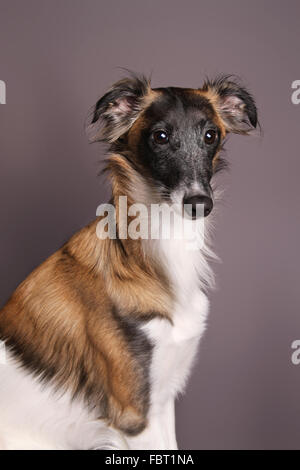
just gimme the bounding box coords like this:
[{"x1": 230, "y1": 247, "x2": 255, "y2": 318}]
[{"x1": 0, "y1": 0, "x2": 299, "y2": 449}]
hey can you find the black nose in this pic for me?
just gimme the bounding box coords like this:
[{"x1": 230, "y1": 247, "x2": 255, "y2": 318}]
[{"x1": 183, "y1": 194, "x2": 213, "y2": 218}]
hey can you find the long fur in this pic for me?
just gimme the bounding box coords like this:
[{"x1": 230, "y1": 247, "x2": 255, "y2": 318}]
[{"x1": 0, "y1": 73, "x2": 257, "y2": 449}]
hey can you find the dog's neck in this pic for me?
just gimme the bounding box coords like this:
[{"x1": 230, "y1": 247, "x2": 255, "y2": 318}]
[{"x1": 104, "y1": 153, "x2": 215, "y2": 309}]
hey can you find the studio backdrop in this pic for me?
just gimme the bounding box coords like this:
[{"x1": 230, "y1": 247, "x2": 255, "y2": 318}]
[{"x1": 0, "y1": 0, "x2": 299, "y2": 449}]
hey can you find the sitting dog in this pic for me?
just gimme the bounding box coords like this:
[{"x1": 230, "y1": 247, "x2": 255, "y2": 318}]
[{"x1": 0, "y1": 73, "x2": 257, "y2": 449}]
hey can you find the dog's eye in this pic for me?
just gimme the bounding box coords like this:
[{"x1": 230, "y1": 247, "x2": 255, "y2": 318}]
[
  {"x1": 204, "y1": 129, "x2": 217, "y2": 145},
  {"x1": 153, "y1": 130, "x2": 169, "y2": 144}
]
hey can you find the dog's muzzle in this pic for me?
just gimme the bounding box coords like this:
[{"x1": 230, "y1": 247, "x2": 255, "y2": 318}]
[{"x1": 183, "y1": 192, "x2": 213, "y2": 219}]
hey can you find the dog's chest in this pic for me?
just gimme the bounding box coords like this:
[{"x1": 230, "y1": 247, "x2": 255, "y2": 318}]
[
  {"x1": 142, "y1": 291, "x2": 208, "y2": 407},
  {"x1": 143, "y1": 239, "x2": 211, "y2": 407}
]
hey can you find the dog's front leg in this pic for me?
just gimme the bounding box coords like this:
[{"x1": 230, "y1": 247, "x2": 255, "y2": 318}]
[{"x1": 160, "y1": 399, "x2": 178, "y2": 450}]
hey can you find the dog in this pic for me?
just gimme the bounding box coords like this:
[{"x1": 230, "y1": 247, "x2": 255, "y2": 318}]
[{"x1": 0, "y1": 73, "x2": 257, "y2": 449}]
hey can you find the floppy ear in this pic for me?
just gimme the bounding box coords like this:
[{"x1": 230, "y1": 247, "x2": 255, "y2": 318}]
[
  {"x1": 89, "y1": 73, "x2": 152, "y2": 143},
  {"x1": 202, "y1": 76, "x2": 258, "y2": 135}
]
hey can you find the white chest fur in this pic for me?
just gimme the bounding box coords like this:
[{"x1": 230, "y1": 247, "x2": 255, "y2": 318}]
[
  {"x1": 144, "y1": 236, "x2": 212, "y2": 409},
  {"x1": 142, "y1": 289, "x2": 209, "y2": 408},
  {"x1": 127, "y1": 237, "x2": 212, "y2": 450}
]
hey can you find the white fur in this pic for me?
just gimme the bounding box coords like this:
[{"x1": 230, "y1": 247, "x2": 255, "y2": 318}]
[
  {"x1": 0, "y1": 218, "x2": 213, "y2": 450},
  {"x1": 130, "y1": 230, "x2": 211, "y2": 450}
]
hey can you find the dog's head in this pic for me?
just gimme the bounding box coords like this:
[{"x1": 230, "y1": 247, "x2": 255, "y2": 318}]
[{"x1": 90, "y1": 73, "x2": 258, "y2": 218}]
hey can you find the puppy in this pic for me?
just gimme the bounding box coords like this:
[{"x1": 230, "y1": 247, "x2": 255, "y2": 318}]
[{"x1": 0, "y1": 73, "x2": 257, "y2": 449}]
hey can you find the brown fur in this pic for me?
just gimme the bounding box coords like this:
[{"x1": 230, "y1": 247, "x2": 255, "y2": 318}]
[{"x1": 0, "y1": 150, "x2": 173, "y2": 436}]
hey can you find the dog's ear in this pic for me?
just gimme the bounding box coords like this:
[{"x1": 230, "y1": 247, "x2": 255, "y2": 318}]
[
  {"x1": 202, "y1": 76, "x2": 258, "y2": 135},
  {"x1": 89, "y1": 73, "x2": 152, "y2": 143}
]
